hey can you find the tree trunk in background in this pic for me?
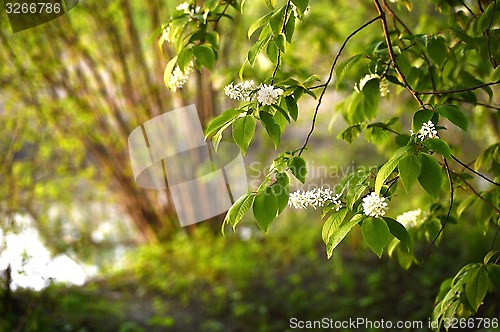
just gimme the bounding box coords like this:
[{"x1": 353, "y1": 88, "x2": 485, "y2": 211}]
[{"x1": 0, "y1": 0, "x2": 220, "y2": 243}]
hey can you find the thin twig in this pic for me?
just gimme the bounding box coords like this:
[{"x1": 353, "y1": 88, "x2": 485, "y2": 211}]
[
  {"x1": 451, "y1": 97, "x2": 500, "y2": 111},
  {"x1": 383, "y1": 0, "x2": 412, "y2": 34},
  {"x1": 451, "y1": 154, "x2": 500, "y2": 187},
  {"x1": 416, "y1": 80, "x2": 500, "y2": 95},
  {"x1": 422, "y1": 158, "x2": 454, "y2": 265},
  {"x1": 214, "y1": 4, "x2": 229, "y2": 30},
  {"x1": 308, "y1": 83, "x2": 328, "y2": 90},
  {"x1": 373, "y1": 0, "x2": 424, "y2": 107},
  {"x1": 459, "y1": 0, "x2": 476, "y2": 16},
  {"x1": 271, "y1": 0, "x2": 292, "y2": 82},
  {"x1": 486, "y1": 0, "x2": 498, "y2": 68},
  {"x1": 298, "y1": 16, "x2": 381, "y2": 156},
  {"x1": 383, "y1": 175, "x2": 399, "y2": 196},
  {"x1": 455, "y1": 173, "x2": 500, "y2": 214}
]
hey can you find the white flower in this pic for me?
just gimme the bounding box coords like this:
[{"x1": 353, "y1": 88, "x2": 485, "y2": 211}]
[
  {"x1": 417, "y1": 120, "x2": 438, "y2": 140},
  {"x1": 396, "y1": 209, "x2": 422, "y2": 228},
  {"x1": 161, "y1": 25, "x2": 171, "y2": 43},
  {"x1": 362, "y1": 192, "x2": 388, "y2": 218},
  {"x1": 168, "y1": 62, "x2": 193, "y2": 92},
  {"x1": 224, "y1": 80, "x2": 256, "y2": 102},
  {"x1": 291, "y1": 4, "x2": 299, "y2": 18},
  {"x1": 379, "y1": 78, "x2": 389, "y2": 97},
  {"x1": 288, "y1": 187, "x2": 342, "y2": 210},
  {"x1": 257, "y1": 84, "x2": 283, "y2": 106},
  {"x1": 238, "y1": 226, "x2": 253, "y2": 241},
  {"x1": 176, "y1": 2, "x2": 190, "y2": 12}
]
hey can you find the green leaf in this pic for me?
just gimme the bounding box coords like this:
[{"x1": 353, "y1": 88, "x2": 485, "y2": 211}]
[
  {"x1": 291, "y1": 0, "x2": 309, "y2": 15},
  {"x1": 457, "y1": 195, "x2": 476, "y2": 217},
  {"x1": 266, "y1": 40, "x2": 279, "y2": 64},
  {"x1": 398, "y1": 155, "x2": 422, "y2": 193},
  {"x1": 274, "y1": 33, "x2": 286, "y2": 53},
  {"x1": 322, "y1": 208, "x2": 348, "y2": 244},
  {"x1": 259, "y1": 111, "x2": 281, "y2": 149},
  {"x1": 224, "y1": 193, "x2": 255, "y2": 230},
  {"x1": 339, "y1": 125, "x2": 362, "y2": 143},
  {"x1": 336, "y1": 54, "x2": 364, "y2": 88},
  {"x1": 253, "y1": 187, "x2": 278, "y2": 233},
  {"x1": 427, "y1": 36, "x2": 447, "y2": 66},
  {"x1": 177, "y1": 48, "x2": 194, "y2": 72},
  {"x1": 423, "y1": 138, "x2": 451, "y2": 159},
  {"x1": 487, "y1": 265, "x2": 500, "y2": 287},
  {"x1": 273, "y1": 172, "x2": 290, "y2": 214},
  {"x1": 194, "y1": 45, "x2": 216, "y2": 71},
  {"x1": 248, "y1": 36, "x2": 272, "y2": 66},
  {"x1": 205, "y1": 109, "x2": 241, "y2": 138},
  {"x1": 362, "y1": 217, "x2": 392, "y2": 258},
  {"x1": 465, "y1": 266, "x2": 490, "y2": 312},
  {"x1": 395, "y1": 134, "x2": 411, "y2": 146},
  {"x1": 374, "y1": 146, "x2": 411, "y2": 194},
  {"x1": 284, "y1": 12, "x2": 295, "y2": 42},
  {"x1": 204, "y1": 0, "x2": 220, "y2": 11},
  {"x1": 384, "y1": 217, "x2": 411, "y2": 252},
  {"x1": 418, "y1": 154, "x2": 443, "y2": 199},
  {"x1": 269, "y1": 7, "x2": 285, "y2": 35},
  {"x1": 360, "y1": 78, "x2": 380, "y2": 120},
  {"x1": 437, "y1": 105, "x2": 468, "y2": 131},
  {"x1": 326, "y1": 214, "x2": 363, "y2": 259},
  {"x1": 285, "y1": 96, "x2": 298, "y2": 121},
  {"x1": 248, "y1": 12, "x2": 273, "y2": 39},
  {"x1": 491, "y1": 66, "x2": 500, "y2": 82},
  {"x1": 232, "y1": 115, "x2": 256, "y2": 155},
  {"x1": 484, "y1": 250, "x2": 500, "y2": 264},
  {"x1": 163, "y1": 56, "x2": 178, "y2": 88},
  {"x1": 412, "y1": 109, "x2": 434, "y2": 132},
  {"x1": 264, "y1": 0, "x2": 276, "y2": 9},
  {"x1": 288, "y1": 156, "x2": 307, "y2": 183}
]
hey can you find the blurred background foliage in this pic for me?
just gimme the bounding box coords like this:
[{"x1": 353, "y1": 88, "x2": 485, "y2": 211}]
[{"x1": 0, "y1": 0, "x2": 499, "y2": 330}]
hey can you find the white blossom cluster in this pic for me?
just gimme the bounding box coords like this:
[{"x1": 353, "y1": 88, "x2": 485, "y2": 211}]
[
  {"x1": 224, "y1": 80, "x2": 256, "y2": 101},
  {"x1": 396, "y1": 209, "x2": 422, "y2": 228},
  {"x1": 224, "y1": 81, "x2": 283, "y2": 105},
  {"x1": 362, "y1": 192, "x2": 388, "y2": 218},
  {"x1": 257, "y1": 84, "x2": 284, "y2": 105},
  {"x1": 379, "y1": 78, "x2": 389, "y2": 97},
  {"x1": 354, "y1": 74, "x2": 390, "y2": 97},
  {"x1": 416, "y1": 120, "x2": 439, "y2": 140},
  {"x1": 176, "y1": 2, "x2": 203, "y2": 20},
  {"x1": 162, "y1": 25, "x2": 171, "y2": 43},
  {"x1": 168, "y1": 63, "x2": 193, "y2": 92},
  {"x1": 288, "y1": 187, "x2": 342, "y2": 210}
]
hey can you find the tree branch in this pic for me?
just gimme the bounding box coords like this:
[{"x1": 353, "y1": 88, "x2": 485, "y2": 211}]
[
  {"x1": 298, "y1": 16, "x2": 381, "y2": 156},
  {"x1": 422, "y1": 157, "x2": 454, "y2": 265},
  {"x1": 451, "y1": 97, "x2": 500, "y2": 111},
  {"x1": 373, "y1": 0, "x2": 425, "y2": 108},
  {"x1": 455, "y1": 173, "x2": 500, "y2": 214},
  {"x1": 271, "y1": 0, "x2": 292, "y2": 82},
  {"x1": 451, "y1": 154, "x2": 500, "y2": 187},
  {"x1": 416, "y1": 80, "x2": 500, "y2": 95},
  {"x1": 486, "y1": 0, "x2": 498, "y2": 68}
]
